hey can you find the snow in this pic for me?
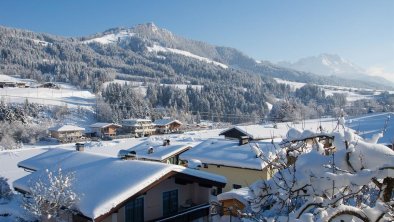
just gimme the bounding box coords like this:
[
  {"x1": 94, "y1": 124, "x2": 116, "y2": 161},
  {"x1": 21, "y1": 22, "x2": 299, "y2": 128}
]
[
  {"x1": 153, "y1": 118, "x2": 181, "y2": 126},
  {"x1": 147, "y1": 44, "x2": 228, "y2": 69},
  {"x1": 31, "y1": 39, "x2": 51, "y2": 47},
  {"x1": 89, "y1": 122, "x2": 121, "y2": 128},
  {"x1": 217, "y1": 187, "x2": 252, "y2": 206},
  {"x1": 265, "y1": 102, "x2": 273, "y2": 111},
  {"x1": 48, "y1": 124, "x2": 85, "y2": 132},
  {"x1": 274, "y1": 77, "x2": 387, "y2": 102},
  {"x1": 0, "y1": 84, "x2": 95, "y2": 109},
  {"x1": 125, "y1": 142, "x2": 192, "y2": 161},
  {"x1": 347, "y1": 112, "x2": 394, "y2": 144},
  {"x1": 221, "y1": 118, "x2": 338, "y2": 141},
  {"x1": 83, "y1": 30, "x2": 135, "y2": 44},
  {"x1": 13, "y1": 148, "x2": 226, "y2": 219},
  {"x1": 179, "y1": 139, "x2": 279, "y2": 170}
]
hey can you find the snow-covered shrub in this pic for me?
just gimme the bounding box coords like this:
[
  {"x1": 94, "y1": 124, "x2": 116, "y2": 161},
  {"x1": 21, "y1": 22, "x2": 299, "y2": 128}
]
[
  {"x1": 0, "y1": 176, "x2": 12, "y2": 201},
  {"x1": 23, "y1": 168, "x2": 79, "y2": 221},
  {"x1": 225, "y1": 128, "x2": 394, "y2": 222},
  {"x1": 0, "y1": 133, "x2": 20, "y2": 150}
]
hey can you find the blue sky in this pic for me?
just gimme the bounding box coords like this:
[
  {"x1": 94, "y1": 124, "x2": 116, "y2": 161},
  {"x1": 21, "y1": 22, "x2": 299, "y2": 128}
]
[{"x1": 1, "y1": 0, "x2": 393, "y2": 80}]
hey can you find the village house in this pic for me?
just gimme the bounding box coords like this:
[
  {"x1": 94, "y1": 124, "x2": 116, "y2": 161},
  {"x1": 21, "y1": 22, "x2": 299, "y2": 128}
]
[
  {"x1": 14, "y1": 148, "x2": 226, "y2": 222},
  {"x1": 48, "y1": 125, "x2": 85, "y2": 143},
  {"x1": 180, "y1": 138, "x2": 279, "y2": 192},
  {"x1": 219, "y1": 124, "x2": 284, "y2": 141},
  {"x1": 121, "y1": 118, "x2": 156, "y2": 137},
  {"x1": 118, "y1": 139, "x2": 192, "y2": 165},
  {"x1": 153, "y1": 118, "x2": 183, "y2": 134},
  {"x1": 88, "y1": 122, "x2": 121, "y2": 138}
]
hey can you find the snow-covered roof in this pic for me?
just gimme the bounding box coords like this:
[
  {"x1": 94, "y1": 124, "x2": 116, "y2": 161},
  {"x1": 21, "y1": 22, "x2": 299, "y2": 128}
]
[
  {"x1": 121, "y1": 119, "x2": 153, "y2": 126},
  {"x1": 179, "y1": 139, "x2": 280, "y2": 170},
  {"x1": 217, "y1": 187, "x2": 253, "y2": 206},
  {"x1": 126, "y1": 141, "x2": 191, "y2": 161},
  {"x1": 219, "y1": 125, "x2": 285, "y2": 140},
  {"x1": 89, "y1": 122, "x2": 121, "y2": 128},
  {"x1": 14, "y1": 149, "x2": 226, "y2": 220},
  {"x1": 153, "y1": 119, "x2": 182, "y2": 126},
  {"x1": 48, "y1": 125, "x2": 85, "y2": 132},
  {"x1": 221, "y1": 118, "x2": 341, "y2": 141}
]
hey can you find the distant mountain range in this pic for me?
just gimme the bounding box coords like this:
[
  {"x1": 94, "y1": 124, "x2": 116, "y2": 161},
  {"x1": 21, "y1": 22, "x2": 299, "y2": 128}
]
[
  {"x1": 278, "y1": 53, "x2": 393, "y2": 87},
  {"x1": 0, "y1": 22, "x2": 392, "y2": 90}
]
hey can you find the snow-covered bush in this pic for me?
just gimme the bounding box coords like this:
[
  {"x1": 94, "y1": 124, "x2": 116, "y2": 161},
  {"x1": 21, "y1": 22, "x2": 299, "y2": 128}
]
[
  {"x1": 0, "y1": 176, "x2": 12, "y2": 201},
  {"x1": 23, "y1": 168, "x2": 79, "y2": 221},
  {"x1": 225, "y1": 128, "x2": 394, "y2": 222}
]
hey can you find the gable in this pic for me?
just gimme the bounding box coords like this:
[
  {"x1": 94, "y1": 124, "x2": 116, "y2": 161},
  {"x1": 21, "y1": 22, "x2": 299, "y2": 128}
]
[{"x1": 219, "y1": 128, "x2": 249, "y2": 139}]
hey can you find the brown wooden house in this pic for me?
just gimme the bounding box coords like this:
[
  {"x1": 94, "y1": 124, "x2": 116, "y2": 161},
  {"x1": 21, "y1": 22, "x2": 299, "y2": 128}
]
[
  {"x1": 89, "y1": 122, "x2": 121, "y2": 138},
  {"x1": 48, "y1": 125, "x2": 85, "y2": 143},
  {"x1": 154, "y1": 119, "x2": 182, "y2": 134}
]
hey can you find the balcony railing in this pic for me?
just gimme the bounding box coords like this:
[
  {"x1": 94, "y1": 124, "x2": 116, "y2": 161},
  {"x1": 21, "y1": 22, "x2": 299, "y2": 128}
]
[{"x1": 154, "y1": 203, "x2": 210, "y2": 222}]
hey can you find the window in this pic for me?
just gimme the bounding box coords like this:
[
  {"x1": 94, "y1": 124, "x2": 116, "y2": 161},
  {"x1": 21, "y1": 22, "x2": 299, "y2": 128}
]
[
  {"x1": 167, "y1": 155, "x2": 179, "y2": 165},
  {"x1": 233, "y1": 184, "x2": 242, "y2": 189},
  {"x1": 125, "y1": 197, "x2": 144, "y2": 222},
  {"x1": 163, "y1": 189, "x2": 178, "y2": 216}
]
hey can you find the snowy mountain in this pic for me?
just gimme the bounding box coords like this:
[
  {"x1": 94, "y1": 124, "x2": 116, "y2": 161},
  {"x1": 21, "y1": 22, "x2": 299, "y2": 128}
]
[
  {"x1": 82, "y1": 24, "x2": 393, "y2": 89},
  {"x1": 0, "y1": 23, "x2": 392, "y2": 90},
  {"x1": 278, "y1": 54, "x2": 393, "y2": 87}
]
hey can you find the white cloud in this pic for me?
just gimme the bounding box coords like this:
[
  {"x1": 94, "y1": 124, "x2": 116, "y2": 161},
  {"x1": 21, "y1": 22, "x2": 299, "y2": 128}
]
[{"x1": 366, "y1": 66, "x2": 394, "y2": 83}]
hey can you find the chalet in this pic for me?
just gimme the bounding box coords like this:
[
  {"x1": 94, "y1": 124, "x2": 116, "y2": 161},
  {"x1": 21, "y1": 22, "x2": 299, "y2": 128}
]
[
  {"x1": 0, "y1": 81, "x2": 17, "y2": 88},
  {"x1": 121, "y1": 118, "x2": 155, "y2": 137},
  {"x1": 153, "y1": 118, "x2": 182, "y2": 134},
  {"x1": 118, "y1": 139, "x2": 192, "y2": 164},
  {"x1": 89, "y1": 122, "x2": 121, "y2": 138},
  {"x1": 48, "y1": 125, "x2": 85, "y2": 143},
  {"x1": 14, "y1": 149, "x2": 226, "y2": 222},
  {"x1": 219, "y1": 124, "x2": 279, "y2": 140},
  {"x1": 180, "y1": 139, "x2": 280, "y2": 192}
]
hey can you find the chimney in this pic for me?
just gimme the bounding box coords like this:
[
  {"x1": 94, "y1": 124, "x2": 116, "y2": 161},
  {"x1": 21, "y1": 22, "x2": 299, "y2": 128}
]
[
  {"x1": 239, "y1": 136, "x2": 249, "y2": 146},
  {"x1": 163, "y1": 139, "x2": 170, "y2": 146},
  {"x1": 75, "y1": 143, "x2": 85, "y2": 152}
]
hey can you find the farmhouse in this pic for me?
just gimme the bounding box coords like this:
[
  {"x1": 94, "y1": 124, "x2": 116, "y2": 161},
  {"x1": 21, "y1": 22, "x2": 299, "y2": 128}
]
[
  {"x1": 121, "y1": 118, "x2": 155, "y2": 137},
  {"x1": 89, "y1": 122, "x2": 121, "y2": 138},
  {"x1": 15, "y1": 149, "x2": 227, "y2": 222},
  {"x1": 118, "y1": 139, "x2": 192, "y2": 164},
  {"x1": 180, "y1": 138, "x2": 279, "y2": 192},
  {"x1": 153, "y1": 118, "x2": 182, "y2": 134},
  {"x1": 48, "y1": 125, "x2": 85, "y2": 143}
]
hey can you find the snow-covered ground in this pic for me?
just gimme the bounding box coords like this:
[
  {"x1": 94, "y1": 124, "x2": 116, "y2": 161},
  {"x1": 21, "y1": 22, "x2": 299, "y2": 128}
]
[
  {"x1": 274, "y1": 78, "x2": 392, "y2": 102},
  {"x1": 0, "y1": 75, "x2": 96, "y2": 109},
  {"x1": 347, "y1": 112, "x2": 394, "y2": 144},
  {"x1": 147, "y1": 44, "x2": 228, "y2": 69},
  {"x1": 82, "y1": 30, "x2": 135, "y2": 44}
]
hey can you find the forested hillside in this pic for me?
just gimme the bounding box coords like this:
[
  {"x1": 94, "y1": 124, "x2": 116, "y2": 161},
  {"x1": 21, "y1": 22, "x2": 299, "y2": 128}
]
[{"x1": 0, "y1": 24, "x2": 391, "y2": 123}]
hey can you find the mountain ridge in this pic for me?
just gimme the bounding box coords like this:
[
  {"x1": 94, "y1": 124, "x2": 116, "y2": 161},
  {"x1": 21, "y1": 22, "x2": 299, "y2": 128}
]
[
  {"x1": 277, "y1": 53, "x2": 394, "y2": 87},
  {"x1": 0, "y1": 23, "x2": 392, "y2": 90}
]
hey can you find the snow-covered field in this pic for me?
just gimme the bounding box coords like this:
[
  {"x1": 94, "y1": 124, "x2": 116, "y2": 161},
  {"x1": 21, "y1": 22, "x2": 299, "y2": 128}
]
[
  {"x1": 0, "y1": 75, "x2": 96, "y2": 109},
  {"x1": 274, "y1": 78, "x2": 392, "y2": 102}
]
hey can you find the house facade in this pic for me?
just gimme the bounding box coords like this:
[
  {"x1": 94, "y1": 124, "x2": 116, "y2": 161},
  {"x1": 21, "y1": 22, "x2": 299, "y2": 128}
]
[
  {"x1": 15, "y1": 149, "x2": 227, "y2": 222},
  {"x1": 89, "y1": 123, "x2": 121, "y2": 138},
  {"x1": 121, "y1": 119, "x2": 155, "y2": 137},
  {"x1": 153, "y1": 119, "x2": 182, "y2": 134},
  {"x1": 180, "y1": 139, "x2": 277, "y2": 192},
  {"x1": 48, "y1": 125, "x2": 85, "y2": 143}
]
